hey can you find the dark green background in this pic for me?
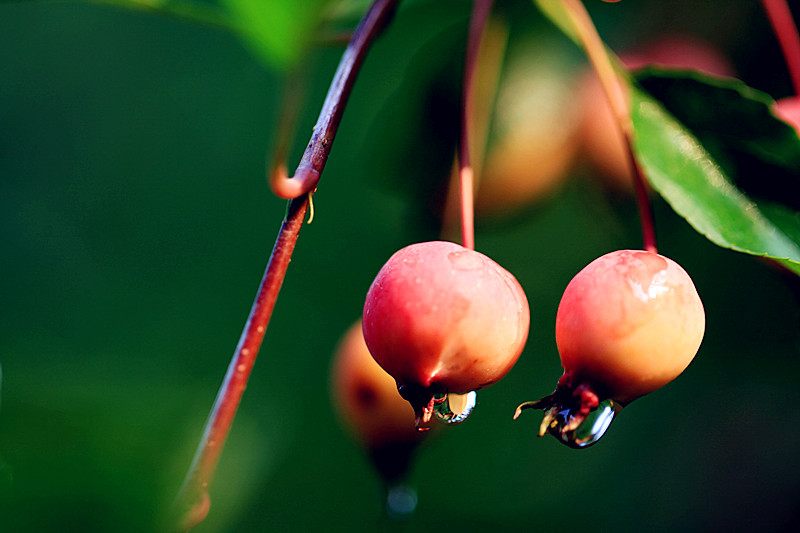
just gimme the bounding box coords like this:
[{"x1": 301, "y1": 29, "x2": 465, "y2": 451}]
[{"x1": 2, "y1": 1, "x2": 799, "y2": 531}]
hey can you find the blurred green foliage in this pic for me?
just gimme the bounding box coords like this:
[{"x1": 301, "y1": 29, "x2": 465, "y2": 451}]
[
  {"x1": 221, "y1": 0, "x2": 329, "y2": 70},
  {"x1": 2, "y1": 0, "x2": 800, "y2": 531}
]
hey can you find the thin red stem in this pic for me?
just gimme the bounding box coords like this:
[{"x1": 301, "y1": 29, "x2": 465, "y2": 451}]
[
  {"x1": 630, "y1": 153, "x2": 657, "y2": 253},
  {"x1": 459, "y1": 0, "x2": 493, "y2": 250},
  {"x1": 762, "y1": 0, "x2": 800, "y2": 96},
  {"x1": 173, "y1": 0, "x2": 400, "y2": 528},
  {"x1": 560, "y1": 0, "x2": 656, "y2": 253},
  {"x1": 458, "y1": 167, "x2": 475, "y2": 251}
]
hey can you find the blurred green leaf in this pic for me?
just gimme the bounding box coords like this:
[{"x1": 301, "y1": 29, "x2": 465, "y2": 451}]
[
  {"x1": 221, "y1": 0, "x2": 330, "y2": 70},
  {"x1": 630, "y1": 83, "x2": 800, "y2": 275}
]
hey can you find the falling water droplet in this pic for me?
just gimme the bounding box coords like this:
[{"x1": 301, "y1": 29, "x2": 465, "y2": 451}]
[
  {"x1": 432, "y1": 391, "x2": 477, "y2": 424},
  {"x1": 548, "y1": 398, "x2": 622, "y2": 448},
  {"x1": 385, "y1": 483, "x2": 418, "y2": 520}
]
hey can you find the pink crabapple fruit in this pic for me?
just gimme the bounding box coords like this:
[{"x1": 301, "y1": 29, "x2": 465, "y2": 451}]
[
  {"x1": 330, "y1": 320, "x2": 426, "y2": 483},
  {"x1": 363, "y1": 241, "x2": 530, "y2": 429},
  {"x1": 515, "y1": 249, "x2": 705, "y2": 448}
]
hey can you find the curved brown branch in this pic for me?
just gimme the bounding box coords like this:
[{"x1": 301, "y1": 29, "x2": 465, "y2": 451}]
[{"x1": 173, "y1": 0, "x2": 401, "y2": 529}]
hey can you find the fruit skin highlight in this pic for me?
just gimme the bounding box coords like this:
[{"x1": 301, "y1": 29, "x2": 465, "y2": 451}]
[
  {"x1": 330, "y1": 320, "x2": 425, "y2": 483},
  {"x1": 516, "y1": 249, "x2": 704, "y2": 446},
  {"x1": 363, "y1": 241, "x2": 530, "y2": 427}
]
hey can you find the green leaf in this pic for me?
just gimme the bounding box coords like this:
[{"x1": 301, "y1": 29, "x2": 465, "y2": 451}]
[
  {"x1": 630, "y1": 84, "x2": 800, "y2": 275},
  {"x1": 221, "y1": 0, "x2": 329, "y2": 70},
  {"x1": 634, "y1": 70, "x2": 800, "y2": 209},
  {"x1": 636, "y1": 71, "x2": 800, "y2": 168}
]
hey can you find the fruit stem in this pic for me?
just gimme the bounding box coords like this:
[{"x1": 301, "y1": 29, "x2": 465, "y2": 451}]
[
  {"x1": 458, "y1": 0, "x2": 494, "y2": 250},
  {"x1": 172, "y1": 1, "x2": 400, "y2": 529},
  {"x1": 559, "y1": 0, "x2": 657, "y2": 253},
  {"x1": 761, "y1": 0, "x2": 800, "y2": 96},
  {"x1": 440, "y1": 19, "x2": 507, "y2": 242}
]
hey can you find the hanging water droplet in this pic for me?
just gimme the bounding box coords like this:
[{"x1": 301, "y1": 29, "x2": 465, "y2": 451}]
[
  {"x1": 547, "y1": 398, "x2": 622, "y2": 448},
  {"x1": 432, "y1": 391, "x2": 477, "y2": 424},
  {"x1": 385, "y1": 483, "x2": 418, "y2": 520}
]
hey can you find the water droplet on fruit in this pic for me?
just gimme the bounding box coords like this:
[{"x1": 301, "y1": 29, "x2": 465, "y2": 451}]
[
  {"x1": 385, "y1": 483, "x2": 418, "y2": 520},
  {"x1": 432, "y1": 391, "x2": 477, "y2": 424},
  {"x1": 547, "y1": 399, "x2": 622, "y2": 448}
]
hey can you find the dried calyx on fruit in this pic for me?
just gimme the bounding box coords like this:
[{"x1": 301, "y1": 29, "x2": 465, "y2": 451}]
[
  {"x1": 363, "y1": 241, "x2": 529, "y2": 429},
  {"x1": 515, "y1": 249, "x2": 705, "y2": 448}
]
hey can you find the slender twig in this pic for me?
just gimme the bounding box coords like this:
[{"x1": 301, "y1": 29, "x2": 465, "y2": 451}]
[
  {"x1": 761, "y1": 0, "x2": 800, "y2": 96},
  {"x1": 173, "y1": 0, "x2": 400, "y2": 529},
  {"x1": 559, "y1": 0, "x2": 657, "y2": 253},
  {"x1": 270, "y1": 1, "x2": 397, "y2": 199},
  {"x1": 458, "y1": 0, "x2": 494, "y2": 250}
]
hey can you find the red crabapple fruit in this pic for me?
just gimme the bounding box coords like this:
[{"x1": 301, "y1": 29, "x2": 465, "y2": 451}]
[
  {"x1": 363, "y1": 241, "x2": 530, "y2": 429},
  {"x1": 330, "y1": 320, "x2": 426, "y2": 483},
  {"x1": 515, "y1": 249, "x2": 705, "y2": 448}
]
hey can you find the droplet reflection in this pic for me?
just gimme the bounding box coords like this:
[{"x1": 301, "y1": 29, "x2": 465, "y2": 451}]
[
  {"x1": 548, "y1": 399, "x2": 622, "y2": 448},
  {"x1": 432, "y1": 391, "x2": 477, "y2": 424}
]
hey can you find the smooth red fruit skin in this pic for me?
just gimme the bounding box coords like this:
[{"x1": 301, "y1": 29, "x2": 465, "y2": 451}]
[
  {"x1": 555, "y1": 250, "x2": 704, "y2": 404},
  {"x1": 363, "y1": 241, "x2": 529, "y2": 397}
]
